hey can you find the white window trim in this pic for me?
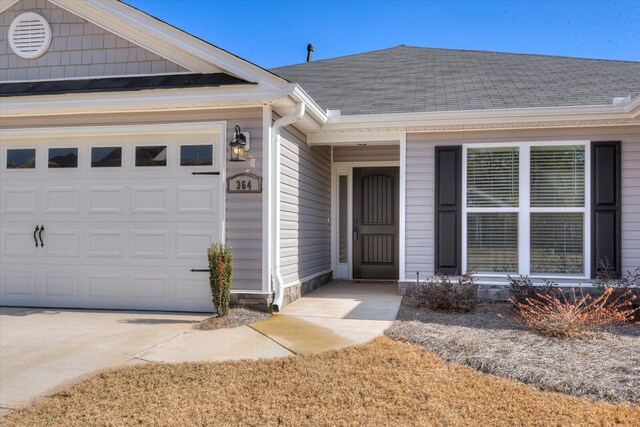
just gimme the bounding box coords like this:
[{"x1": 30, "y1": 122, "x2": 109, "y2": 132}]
[{"x1": 462, "y1": 140, "x2": 591, "y2": 280}]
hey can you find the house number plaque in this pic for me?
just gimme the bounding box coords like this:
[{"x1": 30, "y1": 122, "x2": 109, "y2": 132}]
[{"x1": 227, "y1": 173, "x2": 262, "y2": 193}]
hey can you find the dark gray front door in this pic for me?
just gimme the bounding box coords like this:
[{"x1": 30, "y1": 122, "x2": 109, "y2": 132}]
[{"x1": 353, "y1": 167, "x2": 399, "y2": 279}]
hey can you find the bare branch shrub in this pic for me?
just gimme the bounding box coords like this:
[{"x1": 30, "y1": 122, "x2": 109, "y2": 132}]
[
  {"x1": 508, "y1": 287, "x2": 638, "y2": 338},
  {"x1": 413, "y1": 271, "x2": 478, "y2": 312},
  {"x1": 593, "y1": 258, "x2": 640, "y2": 311},
  {"x1": 507, "y1": 275, "x2": 558, "y2": 303}
]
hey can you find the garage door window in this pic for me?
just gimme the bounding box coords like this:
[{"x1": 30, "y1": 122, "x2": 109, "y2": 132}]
[
  {"x1": 180, "y1": 145, "x2": 213, "y2": 166},
  {"x1": 48, "y1": 148, "x2": 78, "y2": 168},
  {"x1": 6, "y1": 148, "x2": 36, "y2": 169},
  {"x1": 136, "y1": 146, "x2": 167, "y2": 167},
  {"x1": 91, "y1": 147, "x2": 122, "y2": 168}
]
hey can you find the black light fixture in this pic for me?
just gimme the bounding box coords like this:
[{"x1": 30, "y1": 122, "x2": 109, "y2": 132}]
[{"x1": 229, "y1": 125, "x2": 247, "y2": 162}]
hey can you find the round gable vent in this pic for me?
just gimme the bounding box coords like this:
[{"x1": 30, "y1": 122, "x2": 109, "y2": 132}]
[{"x1": 8, "y1": 12, "x2": 52, "y2": 60}]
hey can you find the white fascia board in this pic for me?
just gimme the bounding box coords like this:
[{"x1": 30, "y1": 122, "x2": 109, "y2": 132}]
[
  {"x1": 289, "y1": 84, "x2": 328, "y2": 124},
  {"x1": 307, "y1": 131, "x2": 403, "y2": 145},
  {"x1": 321, "y1": 101, "x2": 640, "y2": 132},
  {"x1": 0, "y1": 121, "x2": 226, "y2": 139},
  {"x1": 0, "y1": 85, "x2": 287, "y2": 117},
  {"x1": 0, "y1": 0, "x2": 19, "y2": 13},
  {"x1": 270, "y1": 85, "x2": 328, "y2": 134},
  {"x1": 49, "y1": 0, "x2": 289, "y2": 91}
]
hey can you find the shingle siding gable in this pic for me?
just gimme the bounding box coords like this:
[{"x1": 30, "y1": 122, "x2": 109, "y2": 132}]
[{"x1": 0, "y1": 0, "x2": 188, "y2": 81}]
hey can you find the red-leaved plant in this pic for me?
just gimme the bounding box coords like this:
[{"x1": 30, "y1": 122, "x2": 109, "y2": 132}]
[{"x1": 506, "y1": 287, "x2": 638, "y2": 338}]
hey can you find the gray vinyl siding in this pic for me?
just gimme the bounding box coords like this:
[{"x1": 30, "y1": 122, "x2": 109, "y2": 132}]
[
  {"x1": 0, "y1": 108, "x2": 265, "y2": 291},
  {"x1": 0, "y1": 0, "x2": 187, "y2": 81},
  {"x1": 405, "y1": 126, "x2": 640, "y2": 281},
  {"x1": 332, "y1": 144, "x2": 399, "y2": 162},
  {"x1": 280, "y1": 124, "x2": 332, "y2": 285}
]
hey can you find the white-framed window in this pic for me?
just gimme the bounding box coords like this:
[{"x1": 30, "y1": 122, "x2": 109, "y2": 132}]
[{"x1": 462, "y1": 141, "x2": 590, "y2": 279}]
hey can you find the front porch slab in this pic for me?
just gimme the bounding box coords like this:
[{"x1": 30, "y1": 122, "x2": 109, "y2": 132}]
[{"x1": 250, "y1": 281, "x2": 402, "y2": 354}]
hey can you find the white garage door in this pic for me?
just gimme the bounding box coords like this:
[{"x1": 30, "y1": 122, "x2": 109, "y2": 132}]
[{"x1": 0, "y1": 122, "x2": 225, "y2": 312}]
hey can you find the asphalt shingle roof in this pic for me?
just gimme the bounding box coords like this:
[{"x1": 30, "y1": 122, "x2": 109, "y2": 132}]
[{"x1": 271, "y1": 45, "x2": 640, "y2": 115}]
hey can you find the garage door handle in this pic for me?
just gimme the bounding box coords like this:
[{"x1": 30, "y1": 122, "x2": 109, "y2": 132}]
[
  {"x1": 34, "y1": 225, "x2": 39, "y2": 248},
  {"x1": 39, "y1": 225, "x2": 45, "y2": 247}
]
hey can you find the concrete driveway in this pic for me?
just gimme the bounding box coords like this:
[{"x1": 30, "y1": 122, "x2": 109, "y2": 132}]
[
  {"x1": 0, "y1": 307, "x2": 208, "y2": 412},
  {"x1": 0, "y1": 282, "x2": 402, "y2": 413},
  {"x1": 0, "y1": 307, "x2": 295, "y2": 413}
]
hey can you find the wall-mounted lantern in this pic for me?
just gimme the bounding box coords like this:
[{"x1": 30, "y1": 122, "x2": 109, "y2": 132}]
[{"x1": 229, "y1": 125, "x2": 250, "y2": 162}]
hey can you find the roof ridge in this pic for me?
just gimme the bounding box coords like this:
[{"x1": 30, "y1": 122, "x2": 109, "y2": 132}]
[
  {"x1": 272, "y1": 44, "x2": 640, "y2": 71},
  {"x1": 398, "y1": 44, "x2": 640, "y2": 64},
  {"x1": 270, "y1": 45, "x2": 407, "y2": 69}
]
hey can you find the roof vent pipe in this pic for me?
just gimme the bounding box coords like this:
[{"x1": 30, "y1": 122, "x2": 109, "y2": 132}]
[{"x1": 306, "y1": 44, "x2": 314, "y2": 62}]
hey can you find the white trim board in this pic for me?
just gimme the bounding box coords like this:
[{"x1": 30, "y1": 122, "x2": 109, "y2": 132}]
[
  {"x1": 261, "y1": 105, "x2": 273, "y2": 294},
  {"x1": 399, "y1": 133, "x2": 407, "y2": 282}
]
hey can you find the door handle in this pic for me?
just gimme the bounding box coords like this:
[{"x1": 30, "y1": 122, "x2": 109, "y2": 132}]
[
  {"x1": 353, "y1": 227, "x2": 359, "y2": 240},
  {"x1": 39, "y1": 225, "x2": 45, "y2": 247},
  {"x1": 34, "y1": 225, "x2": 39, "y2": 248}
]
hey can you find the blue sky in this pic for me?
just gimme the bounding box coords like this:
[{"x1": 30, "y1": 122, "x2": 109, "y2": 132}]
[{"x1": 126, "y1": 0, "x2": 639, "y2": 68}]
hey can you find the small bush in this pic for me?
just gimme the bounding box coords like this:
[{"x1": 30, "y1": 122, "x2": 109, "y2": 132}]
[
  {"x1": 413, "y1": 271, "x2": 478, "y2": 312},
  {"x1": 208, "y1": 242, "x2": 233, "y2": 317},
  {"x1": 507, "y1": 275, "x2": 558, "y2": 303},
  {"x1": 509, "y1": 287, "x2": 638, "y2": 338},
  {"x1": 593, "y1": 259, "x2": 640, "y2": 311}
]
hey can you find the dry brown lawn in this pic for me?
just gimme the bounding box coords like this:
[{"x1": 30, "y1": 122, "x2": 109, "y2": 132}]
[{"x1": 3, "y1": 337, "x2": 638, "y2": 427}]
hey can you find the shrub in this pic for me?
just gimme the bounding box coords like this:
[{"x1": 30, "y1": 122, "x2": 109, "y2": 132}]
[
  {"x1": 208, "y1": 242, "x2": 233, "y2": 317},
  {"x1": 509, "y1": 287, "x2": 638, "y2": 338},
  {"x1": 413, "y1": 271, "x2": 478, "y2": 312},
  {"x1": 593, "y1": 259, "x2": 640, "y2": 311},
  {"x1": 507, "y1": 275, "x2": 558, "y2": 303}
]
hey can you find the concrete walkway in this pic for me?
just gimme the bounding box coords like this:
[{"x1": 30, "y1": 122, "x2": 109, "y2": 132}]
[
  {"x1": 0, "y1": 281, "x2": 401, "y2": 413},
  {"x1": 250, "y1": 281, "x2": 402, "y2": 354},
  {"x1": 140, "y1": 281, "x2": 402, "y2": 359}
]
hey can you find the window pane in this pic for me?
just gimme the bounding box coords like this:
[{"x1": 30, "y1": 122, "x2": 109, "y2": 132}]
[
  {"x1": 531, "y1": 213, "x2": 583, "y2": 275},
  {"x1": 531, "y1": 145, "x2": 585, "y2": 207},
  {"x1": 338, "y1": 175, "x2": 348, "y2": 263},
  {"x1": 136, "y1": 146, "x2": 167, "y2": 167},
  {"x1": 181, "y1": 145, "x2": 213, "y2": 166},
  {"x1": 48, "y1": 148, "x2": 78, "y2": 168},
  {"x1": 467, "y1": 147, "x2": 519, "y2": 207},
  {"x1": 467, "y1": 213, "x2": 518, "y2": 273},
  {"x1": 6, "y1": 149, "x2": 35, "y2": 169},
  {"x1": 91, "y1": 147, "x2": 122, "y2": 167}
]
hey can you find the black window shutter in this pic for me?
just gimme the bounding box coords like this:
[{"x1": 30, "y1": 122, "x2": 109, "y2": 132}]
[
  {"x1": 591, "y1": 141, "x2": 621, "y2": 278},
  {"x1": 434, "y1": 146, "x2": 462, "y2": 274}
]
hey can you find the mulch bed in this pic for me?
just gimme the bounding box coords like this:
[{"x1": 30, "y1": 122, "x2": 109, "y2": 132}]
[
  {"x1": 3, "y1": 337, "x2": 638, "y2": 426},
  {"x1": 385, "y1": 299, "x2": 640, "y2": 404},
  {"x1": 194, "y1": 307, "x2": 270, "y2": 330}
]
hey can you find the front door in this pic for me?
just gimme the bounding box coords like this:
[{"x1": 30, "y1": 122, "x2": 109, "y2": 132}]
[{"x1": 353, "y1": 167, "x2": 399, "y2": 279}]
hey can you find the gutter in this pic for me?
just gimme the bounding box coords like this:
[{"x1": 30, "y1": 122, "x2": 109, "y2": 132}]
[
  {"x1": 313, "y1": 95, "x2": 640, "y2": 134},
  {"x1": 270, "y1": 102, "x2": 306, "y2": 312}
]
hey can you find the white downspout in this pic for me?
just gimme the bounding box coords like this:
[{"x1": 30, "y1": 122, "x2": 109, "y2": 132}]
[{"x1": 271, "y1": 102, "x2": 305, "y2": 312}]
